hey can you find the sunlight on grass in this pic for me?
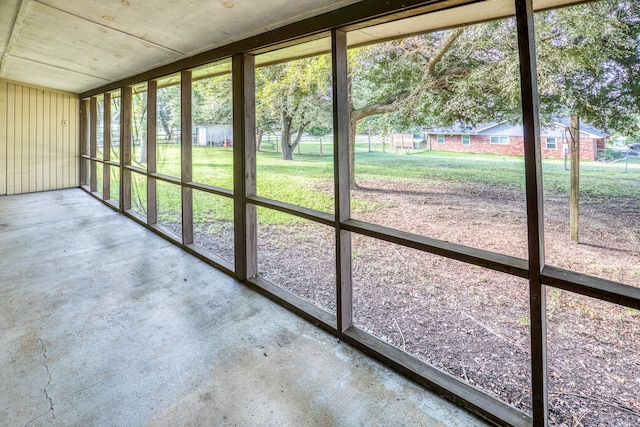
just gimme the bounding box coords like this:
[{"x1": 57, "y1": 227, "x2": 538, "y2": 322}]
[{"x1": 133, "y1": 145, "x2": 640, "y2": 226}]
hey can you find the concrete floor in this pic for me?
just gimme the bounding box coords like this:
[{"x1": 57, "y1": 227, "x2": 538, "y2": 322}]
[{"x1": 0, "y1": 189, "x2": 489, "y2": 427}]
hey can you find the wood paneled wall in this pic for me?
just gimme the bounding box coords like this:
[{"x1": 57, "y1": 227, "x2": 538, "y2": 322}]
[{"x1": 0, "y1": 79, "x2": 79, "y2": 195}]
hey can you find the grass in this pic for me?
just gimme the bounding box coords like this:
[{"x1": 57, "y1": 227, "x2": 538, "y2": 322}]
[{"x1": 124, "y1": 143, "x2": 640, "y2": 225}]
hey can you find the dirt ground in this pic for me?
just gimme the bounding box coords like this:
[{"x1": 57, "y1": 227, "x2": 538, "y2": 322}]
[{"x1": 187, "y1": 178, "x2": 640, "y2": 427}]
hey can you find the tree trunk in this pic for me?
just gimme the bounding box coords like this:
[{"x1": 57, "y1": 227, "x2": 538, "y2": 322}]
[
  {"x1": 293, "y1": 127, "x2": 304, "y2": 156},
  {"x1": 343, "y1": 27, "x2": 465, "y2": 189},
  {"x1": 138, "y1": 96, "x2": 148, "y2": 164},
  {"x1": 281, "y1": 110, "x2": 293, "y2": 160},
  {"x1": 348, "y1": 115, "x2": 358, "y2": 188},
  {"x1": 281, "y1": 143, "x2": 294, "y2": 160},
  {"x1": 348, "y1": 103, "x2": 397, "y2": 188},
  {"x1": 256, "y1": 128, "x2": 264, "y2": 151},
  {"x1": 158, "y1": 108, "x2": 172, "y2": 142},
  {"x1": 139, "y1": 130, "x2": 147, "y2": 164},
  {"x1": 280, "y1": 110, "x2": 307, "y2": 160},
  {"x1": 281, "y1": 126, "x2": 305, "y2": 161}
]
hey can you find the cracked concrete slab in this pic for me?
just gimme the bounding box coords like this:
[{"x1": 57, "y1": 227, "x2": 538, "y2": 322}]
[{"x1": 0, "y1": 189, "x2": 489, "y2": 427}]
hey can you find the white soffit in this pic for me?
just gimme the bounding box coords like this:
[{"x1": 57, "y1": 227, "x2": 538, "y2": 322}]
[
  {"x1": 0, "y1": 1, "x2": 21, "y2": 51},
  {"x1": 347, "y1": 0, "x2": 589, "y2": 46},
  {"x1": 254, "y1": 0, "x2": 590, "y2": 71},
  {"x1": 2, "y1": 56, "x2": 109, "y2": 93}
]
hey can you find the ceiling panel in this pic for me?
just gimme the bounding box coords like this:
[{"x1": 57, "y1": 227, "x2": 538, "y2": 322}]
[
  {"x1": 39, "y1": 0, "x2": 360, "y2": 55},
  {"x1": 0, "y1": 0, "x2": 21, "y2": 53},
  {"x1": 13, "y1": 2, "x2": 180, "y2": 81},
  {"x1": 2, "y1": 55, "x2": 108, "y2": 93},
  {"x1": 0, "y1": 0, "x2": 590, "y2": 94},
  {"x1": 0, "y1": 0, "x2": 360, "y2": 93}
]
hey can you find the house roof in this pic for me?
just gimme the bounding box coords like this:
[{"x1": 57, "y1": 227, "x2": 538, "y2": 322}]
[{"x1": 428, "y1": 119, "x2": 606, "y2": 139}]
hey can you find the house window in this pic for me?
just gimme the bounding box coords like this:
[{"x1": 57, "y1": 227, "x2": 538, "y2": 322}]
[
  {"x1": 546, "y1": 137, "x2": 557, "y2": 149},
  {"x1": 490, "y1": 136, "x2": 509, "y2": 145},
  {"x1": 462, "y1": 135, "x2": 470, "y2": 145},
  {"x1": 437, "y1": 134, "x2": 445, "y2": 144}
]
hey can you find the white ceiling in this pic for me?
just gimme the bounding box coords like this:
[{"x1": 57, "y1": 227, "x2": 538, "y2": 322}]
[
  {"x1": 0, "y1": 0, "x2": 587, "y2": 95},
  {"x1": 0, "y1": 0, "x2": 361, "y2": 93}
]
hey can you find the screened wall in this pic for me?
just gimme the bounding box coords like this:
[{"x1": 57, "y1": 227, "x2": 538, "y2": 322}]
[{"x1": 79, "y1": 0, "x2": 640, "y2": 425}]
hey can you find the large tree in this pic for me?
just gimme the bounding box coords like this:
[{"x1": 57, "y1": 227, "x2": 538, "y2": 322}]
[
  {"x1": 192, "y1": 74, "x2": 233, "y2": 128},
  {"x1": 157, "y1": 84, "x2": 181, "y2": 143},
  {"x1": 256, "y1": 55, "x2": 332, "y2": 160},
  {"x1": 347, "y1": 0, "x2": 640, "y2": 186}
]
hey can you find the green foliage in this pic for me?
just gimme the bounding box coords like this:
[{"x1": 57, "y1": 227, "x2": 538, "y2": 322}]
[
  {"x1": 256, "y1": 55, "x2": 332, "y2": 158},
  {"x1": 192, "y1": 74, "x2": 232, "y2": 126},
  {"x1": 157, "y1": 83, "x2": 181, "y2": 141},
  {"x1": 349, "y1": 1, "x2": 640, "y2": 136},
  {"x1": 534, "y1": 1, "x2": 640, "y2": 135},
  {"x1": 131, "y1": 86, "x2": 148, "y2": 153}
]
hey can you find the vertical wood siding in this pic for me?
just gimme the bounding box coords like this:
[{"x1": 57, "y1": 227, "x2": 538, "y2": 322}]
[{"x1": 0, "y1": 80, "x2": 78, "y2": 195}]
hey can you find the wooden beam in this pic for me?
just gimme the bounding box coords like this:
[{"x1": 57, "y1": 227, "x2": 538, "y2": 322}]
[
  {"x1": 0, "y1": 81, "x2": 5, "y2": 195},
  {"x1": 248, "y1": 195, "x2": 335, "y2": 227},
  {"x1": 232, "y1": 54, "x2": 257, "y2": 281},
  {"x1": 103, "y1": 92, "x2": 111, "y2": 200},
  {"x1": 89, "y1": 96, "x2": 97, "y2": 193},
  {"x1": 79, "y1": 99, "x2": 88, "y2": 187},
  {"x1": 542, "y1": 266, "x2": 640, "y2": 310},
  {"x1": 249, "y1": 276, "x2": 337, "y2": 333},
  {"x1": 343, "y1": 327, "x2": 531, "y2": 427},
  {"x1": 80, "y1": 0, "x2": 478, "y2": 99},
  {"x1": 0, "y1": 0, "x2": 30, "y2": 77},
  {"x1": 342, "y1": 219, "x2": 529, "y2": 278},
  {"x1": 183, "y1": 181, "x2": 233, "y2": 199},
  {"x1": 515, "y1": 0, "x2": 548, "y2": 425},
  {"x1": 332, "y1": 29, "x2": 353, "y2": 333},
  {"x1": 181, "y1": 71, "x2": 193, "y2": 244},
  {"x1": 570, "y1": 113, "x2": 579, "y2": 243},
  {"x1": 121, "y1": 86, "x2": 132, "y2": 212},
  {"x1": 147, "y1": 80, "x2": 158, "y2": 225}
]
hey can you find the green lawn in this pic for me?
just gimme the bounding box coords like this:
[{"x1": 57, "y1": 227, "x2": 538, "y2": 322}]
[{"x1": 124, "y1": 144, "x2": 640, "y2": 224}]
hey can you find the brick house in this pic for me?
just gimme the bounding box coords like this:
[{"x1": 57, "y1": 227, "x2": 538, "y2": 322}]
[{"x1": 426, "y1": 119, "x2": 606, "y2": 161}]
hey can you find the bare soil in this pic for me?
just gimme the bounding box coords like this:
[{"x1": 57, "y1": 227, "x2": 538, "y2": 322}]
[{"x1": 182, "y1": 178, "x2": 640, "y2": 427}]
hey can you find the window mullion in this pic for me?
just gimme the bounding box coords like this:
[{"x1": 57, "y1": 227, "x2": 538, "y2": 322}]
[
  {"x1": 515, "y1": 0, "x2": 548, "y2": 424},
  {"x1": 232, "y1": 54, "x2": 257, "y2": 281},
  {"x1": 147, "y1": 80, "x2": 158, "y2": 225},
  {"x1": 103, "y1": 93, "x2": 111, "y2": 200},
  {"x1": 181, "y1": 71, "x2": 194, "y2": 244},
  {"x1": 121, "y1": 86, "x2": 132, "y2": 212},
  {"x1": 332, "y1": 29, "x2": 353, "y2": 333},
  {"x1": 89, "y1": 96, "x2": 97, "y2": 193}
]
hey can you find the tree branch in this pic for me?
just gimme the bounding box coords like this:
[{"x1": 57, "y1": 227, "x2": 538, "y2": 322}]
[{"x1": 426, "y1": 27, "x2": 466, "y2": 79}]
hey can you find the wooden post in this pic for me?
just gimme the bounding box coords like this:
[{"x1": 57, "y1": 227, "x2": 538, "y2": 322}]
[
  {"x1": 121, "y1": 86, "x2": 132, "y2": 212},
  {"x1": 79, "y1": 99, "x2": 88, "y2": 187},
  {"x1": 233, "y1": 54, "x2": 257, "y2": 281},
  {"x1": 570, "y1": 113, "x2": 579, "y2": 243},
  {"x1": 332, "y1": 29, "x2": 353, "y2": 333},
  {"x1": 181, "y1": 71, "x2": 194, "y2": 244},
  {"x1": 89, "y1": 97, "x2": 97, "y2": 192},
  {"x1": 103, "y1": 92, "x2": 111, "y2": 201},
  {"x1": 515, "y1": 0, "x2": 548, "y2": 424},
  {"x1": 147, "y1": 80, "x2": 158, "y2": 225}
]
